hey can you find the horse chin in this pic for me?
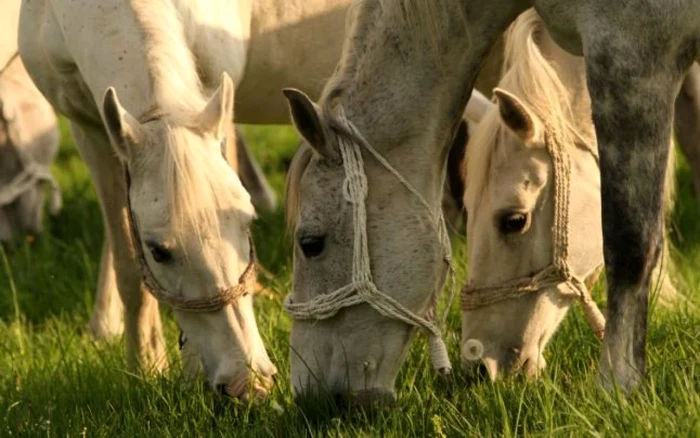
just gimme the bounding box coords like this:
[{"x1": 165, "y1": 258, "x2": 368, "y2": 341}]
[{"x1": 461, "y1": 290, "x2": 571, "y2": 380}]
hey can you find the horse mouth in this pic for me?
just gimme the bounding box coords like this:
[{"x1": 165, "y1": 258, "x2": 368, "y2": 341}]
[{"x1": 219, "y1": 372, "x2": 276, "y2": 401}]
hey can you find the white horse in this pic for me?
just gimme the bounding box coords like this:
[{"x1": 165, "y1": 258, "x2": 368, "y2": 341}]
[
  {"x1": 20, "y1": 0, "x2": 357, "y2": 398},
  {"x1": 0, "y1": 52, "x2": 61, "y2": 246},
  {"x1": 460, "y1": 9, "x2": 678, "y2": 379},
  {"x1": 0, "y1": 2, "x2": 61, "y2": 246}
]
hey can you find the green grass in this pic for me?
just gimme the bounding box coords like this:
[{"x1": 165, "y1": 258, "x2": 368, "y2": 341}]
[{"x1": 1, "y1": 120, "x2": 699, "y2": 436}]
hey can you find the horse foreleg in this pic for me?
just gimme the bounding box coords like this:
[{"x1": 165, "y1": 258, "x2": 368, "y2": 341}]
[
  {"x1": 234, "y1": 125, "x2": 278, "y2": 213},
  {"x1": 674, "y1": 62, "x2": 700, "y2": 205},
  {"x1": 584, "y1": 40, "x2": 684, "y2": 392},
  {"x1": 87, "y1": 232, "x2": 124, "y2": 338},
  {"x1": 70, "y1": 121, "x2": 167, "y2": 372}
]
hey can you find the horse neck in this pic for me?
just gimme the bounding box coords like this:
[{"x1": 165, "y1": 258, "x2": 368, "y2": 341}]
[
  {"x1": 66, "y1": 0, "x2": 201, "y2": 122},
  {"x1": 331, "y1": 7, "x2": 473, "y2": 203}
]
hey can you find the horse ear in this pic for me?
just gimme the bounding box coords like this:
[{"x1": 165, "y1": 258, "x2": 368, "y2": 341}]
[
  {"x1": 103, "y1": 87, "x2": 143, "y2": 162},
  {"x1": 464, "y1": 89, "x2": 492, "y2": 124},
  {"x1": 201, "y1": 72, "x2": 235, "y2": 138},
  {"x1": 283, "y1": 88, "x2": 328, "y2": 155},
  {"x1": 446, "y1": 119, "x2": 469, "y2": 211},
  {"x1": 493, "y1": 88, "x2": 541, "y2": 143}
]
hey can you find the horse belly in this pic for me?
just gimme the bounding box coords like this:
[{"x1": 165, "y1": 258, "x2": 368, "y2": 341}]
[{"x1": 233, "y1": 1, "x2": 350, "y2": 124}]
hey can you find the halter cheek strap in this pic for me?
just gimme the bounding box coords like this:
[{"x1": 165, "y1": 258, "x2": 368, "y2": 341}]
[
  {"x1": 283, "y1": 106, "x2": 456, "y2": 374},
  {"x1": 461, "y1": 126, "x2": 606, "y2": 340}
]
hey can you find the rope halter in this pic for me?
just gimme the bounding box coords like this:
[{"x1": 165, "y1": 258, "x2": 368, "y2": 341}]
[
  {"x1": 122, "y1": 109, "x2": 256, "y2": 312},
  {"x1": 284, "y1": 105, "x2": 456, "y2": 374},
  {"x1": 0, "y1": 52, "x2": 62, "y2": 215},
  {"x1": 461, "y1": 125, "x2": 606, "y2": 341}
]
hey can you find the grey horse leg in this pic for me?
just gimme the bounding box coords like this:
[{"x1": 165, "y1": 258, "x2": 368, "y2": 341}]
[
  {"x1": 584, "y1": 36, "x2": 687, "y2": 391},
  {"x1": 674, "y1": 62, "x2": 700, "y2": 204}
]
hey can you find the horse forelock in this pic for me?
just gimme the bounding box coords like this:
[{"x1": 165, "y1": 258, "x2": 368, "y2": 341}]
[{"x1": 158, "y1": 125, "x2": 252, "y2": 243}]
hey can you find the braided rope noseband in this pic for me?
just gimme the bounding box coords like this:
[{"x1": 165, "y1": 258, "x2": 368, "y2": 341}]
[
  {"x1": 122, "y1": 108, "x2": 256, "y2": 312},
  {"x1": 461, "y1": 125, "x2": 606, "y2": 341},
  {"x1": 284, "y1": 106, "x2": 456, "y2": 374},
  {"x1": 0, "y1": 51, "x2": 62, "y2": 214}
]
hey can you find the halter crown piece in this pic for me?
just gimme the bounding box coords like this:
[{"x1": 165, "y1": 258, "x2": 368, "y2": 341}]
[
  {"x1": 461, "y1": 124, "x2": 606, "y2": 341},
  {"x1": 121, "y1": 109, "x2": 256, "y2": 313},
  {"x1": 0, "y1": 51, "x2": 62, "y2": 214},
  {"x1": 284, "y1": 105, "x2": 456, "y2": 374}
]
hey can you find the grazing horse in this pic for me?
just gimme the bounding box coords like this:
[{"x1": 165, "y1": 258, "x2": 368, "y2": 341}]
[
  {"x1": 284, "y1": 0, "x2": 700, "y2": 401},
  {"x1": 460, "y1": 9, "x2": 678, "y2": 379},
  {"x1": 0, "y1": 52, "x2": 61, "y2": 246},
  {"x1": 19, "y1": 0, "x2": 294, "y2": 399},
  {"x1": 18, "y1": 0, "x2": 357, "y2": 354}
]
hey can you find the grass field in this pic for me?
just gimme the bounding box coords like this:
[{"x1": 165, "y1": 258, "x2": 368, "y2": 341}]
[{"x1": 1, "y1": 120, "x2": 699, "y2": 436}]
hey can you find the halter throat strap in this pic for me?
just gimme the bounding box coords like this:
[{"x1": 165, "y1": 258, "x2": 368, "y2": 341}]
[{"x1": 284, "y1": 105, "x2": 455, "y2": 374}]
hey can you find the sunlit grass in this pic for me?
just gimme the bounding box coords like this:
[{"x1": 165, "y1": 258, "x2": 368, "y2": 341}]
[{"x1": 0, "y1": 120, "x2": 698, "y2": 436}]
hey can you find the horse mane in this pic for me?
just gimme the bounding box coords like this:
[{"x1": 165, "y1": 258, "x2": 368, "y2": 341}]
[
  {"x1": 466, "y1": 9, "x2": 590, "y2": 214},
  {"x1": 130, "y1": 0, "x2": 249, "y2": 240}
]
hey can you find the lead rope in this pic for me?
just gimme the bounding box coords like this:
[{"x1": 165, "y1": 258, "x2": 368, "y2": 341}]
[{"x1": 284, "y1": 106, "x2": 455, "y2": 373}]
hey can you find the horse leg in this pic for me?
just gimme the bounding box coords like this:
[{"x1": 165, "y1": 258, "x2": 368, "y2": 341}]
[
  {"x1": 234, "y1": 125, "x2": 278, "y2": 214},
  {"x1": 70, "y1": 121, "x2": 167, "y2": 372},
  {"x1": 87, "y1": 232, "x2": 124, "y2": 338},
  {"x1": 674, "y1": 62, "x2": 700, "y2": 204},
  {"x1": 649, "y1": 142, "x2": 679, "y2": 308},
  {"x1": 583, "y1": 38, "x2": 686, "y2": 391}
]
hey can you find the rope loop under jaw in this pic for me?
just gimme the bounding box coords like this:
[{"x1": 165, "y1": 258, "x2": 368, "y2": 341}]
[
  {"x1": 461, "y1": 125, "x2": 606, "y2": 345},
  {"x1": 283, "y1": 105, "x2": 456, "y2": 375}
]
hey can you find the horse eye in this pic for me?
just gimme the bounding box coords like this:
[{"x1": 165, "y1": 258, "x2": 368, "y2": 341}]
[
  {"x1": 146, "y1": 241, "x2": 173, "y2": 264},
  {"x1": 497, "y1": 212, "x2": 530, "y2": 235},
  {"x1": 299, "y1": 235, "x2": 326, "y2": 258}
]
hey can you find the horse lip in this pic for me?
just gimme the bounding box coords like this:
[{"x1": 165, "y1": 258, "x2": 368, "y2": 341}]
[{"x1": 220, "y1": 372, "x2": 275, "y2": 401}]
